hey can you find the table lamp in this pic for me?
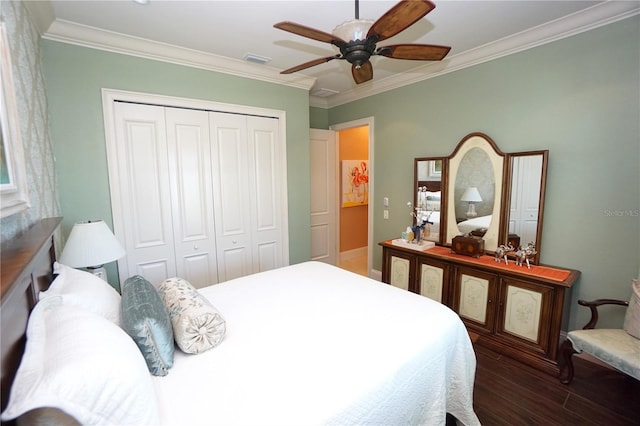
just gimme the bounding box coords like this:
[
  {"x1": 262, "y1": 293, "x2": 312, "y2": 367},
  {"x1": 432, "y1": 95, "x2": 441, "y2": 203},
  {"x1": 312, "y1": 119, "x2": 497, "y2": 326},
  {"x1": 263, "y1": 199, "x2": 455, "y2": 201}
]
[
  {"x1": 461, "y1": 187, "x2": 482, "y2": 218},
  {"x1": 59, "y1": 220, "x2": 126, "y2": 281}
]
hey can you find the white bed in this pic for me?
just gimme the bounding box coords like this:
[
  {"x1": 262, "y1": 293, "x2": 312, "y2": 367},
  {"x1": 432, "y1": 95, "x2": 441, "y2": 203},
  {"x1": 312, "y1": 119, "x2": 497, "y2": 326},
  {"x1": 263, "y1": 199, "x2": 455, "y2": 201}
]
[
  {"x1": 2, "y1": 260, "x2": 479, "y2": 426},
  {"x1": 456, "y1": 214, "x2": 492, "y2": 235},
  {"x1": 154, "y1": 262, "x2": 478, "y2": 425}
]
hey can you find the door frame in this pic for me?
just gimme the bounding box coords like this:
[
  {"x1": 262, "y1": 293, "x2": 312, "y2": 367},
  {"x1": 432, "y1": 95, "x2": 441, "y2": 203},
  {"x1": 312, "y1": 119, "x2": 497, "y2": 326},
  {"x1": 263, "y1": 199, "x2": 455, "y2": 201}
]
[
  {"x1": 102, "y1": 88, "x2": 290, "y2": 281},
  {"x1": 330, "y1": 117, "x2": 374, "y2": 277}
]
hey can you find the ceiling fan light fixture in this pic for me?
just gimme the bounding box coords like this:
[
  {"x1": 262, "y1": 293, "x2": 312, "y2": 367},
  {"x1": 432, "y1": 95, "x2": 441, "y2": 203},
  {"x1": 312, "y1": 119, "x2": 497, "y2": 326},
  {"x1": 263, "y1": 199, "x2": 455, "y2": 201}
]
[
  {"x1": 274, "y1": 0, "x2": 449, "y2": 85},
  {"x1": 332, "y1": 19, "x2": 374, "y2": 42}
]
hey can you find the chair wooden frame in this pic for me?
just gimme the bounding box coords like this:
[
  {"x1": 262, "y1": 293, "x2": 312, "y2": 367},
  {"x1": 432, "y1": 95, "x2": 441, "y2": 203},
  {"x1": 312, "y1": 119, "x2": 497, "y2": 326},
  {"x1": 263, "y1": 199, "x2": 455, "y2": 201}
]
[{"x1": 558, "y1": 298, "x2": 629, "y2": 384}]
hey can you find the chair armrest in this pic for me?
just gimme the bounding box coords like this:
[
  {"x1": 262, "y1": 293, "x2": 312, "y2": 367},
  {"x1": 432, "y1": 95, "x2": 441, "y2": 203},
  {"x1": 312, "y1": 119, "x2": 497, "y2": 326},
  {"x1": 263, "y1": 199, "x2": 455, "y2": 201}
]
[{"x1": 578, "y1": 299, "x2": 629, "y2": 329}]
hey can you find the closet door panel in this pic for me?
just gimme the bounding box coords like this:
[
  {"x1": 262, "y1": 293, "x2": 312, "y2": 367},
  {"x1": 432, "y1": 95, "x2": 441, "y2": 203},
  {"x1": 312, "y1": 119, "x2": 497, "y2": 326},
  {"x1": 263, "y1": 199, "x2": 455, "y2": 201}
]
[
  {"x1": 220, "y1": 246, "x2": 251, "y2": 282},
  {"x1": 136, "y1": 260, "x2": 172, "y2": 286},
  {"x1": 166, "y1": 108, "x2": 218, "y2": 288},
  {"x1": 248, "y1": 116, "x2": 282, "y2": 270},
  {"x1": 113, "y1": 102, "x2": 176, "y2": 282},
  {"x1": 257, "y1": 241, "x2": 277, "y2": 271},
  {"x1": 210, "y1": 112, "x2": 252, "y2": 282}
]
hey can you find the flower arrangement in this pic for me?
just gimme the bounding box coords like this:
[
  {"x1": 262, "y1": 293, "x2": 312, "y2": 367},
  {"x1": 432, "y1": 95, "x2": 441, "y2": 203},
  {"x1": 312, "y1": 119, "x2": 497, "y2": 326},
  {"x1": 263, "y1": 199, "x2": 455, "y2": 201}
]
[{"x1": 407, "y1": 202, "x2": 434, "y2": 243}]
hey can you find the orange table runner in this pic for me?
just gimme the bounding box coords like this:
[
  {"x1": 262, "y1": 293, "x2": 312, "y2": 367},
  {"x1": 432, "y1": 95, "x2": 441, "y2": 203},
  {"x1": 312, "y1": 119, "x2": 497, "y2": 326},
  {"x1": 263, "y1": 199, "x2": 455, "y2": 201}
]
[{"x1": 426, "y1": 246, "x2": 572, "y2": 283}]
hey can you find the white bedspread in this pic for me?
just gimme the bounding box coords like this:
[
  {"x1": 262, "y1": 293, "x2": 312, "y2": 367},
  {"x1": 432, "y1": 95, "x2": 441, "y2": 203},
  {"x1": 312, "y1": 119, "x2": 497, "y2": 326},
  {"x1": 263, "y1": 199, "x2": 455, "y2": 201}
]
[
  {"x1": 457, "y1": 214, "x2": 492, "y2": 235},
  {"x1": 153, "y1": 262, "x2": 479, "y2": 426}
]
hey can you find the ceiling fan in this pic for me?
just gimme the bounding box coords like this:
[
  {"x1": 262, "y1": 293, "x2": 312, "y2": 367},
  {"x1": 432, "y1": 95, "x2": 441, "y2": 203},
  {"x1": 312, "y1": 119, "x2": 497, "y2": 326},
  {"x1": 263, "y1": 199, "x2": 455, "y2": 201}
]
[{"x1": 274, "y1": 0, "x2": 451, "y2": 85}]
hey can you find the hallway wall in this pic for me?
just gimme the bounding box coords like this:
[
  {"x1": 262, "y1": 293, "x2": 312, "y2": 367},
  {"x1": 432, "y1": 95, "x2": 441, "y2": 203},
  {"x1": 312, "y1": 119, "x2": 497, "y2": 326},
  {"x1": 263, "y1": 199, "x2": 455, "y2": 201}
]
[{"x1": 339, "y1": 126, "x2": 369, "y2": 252}]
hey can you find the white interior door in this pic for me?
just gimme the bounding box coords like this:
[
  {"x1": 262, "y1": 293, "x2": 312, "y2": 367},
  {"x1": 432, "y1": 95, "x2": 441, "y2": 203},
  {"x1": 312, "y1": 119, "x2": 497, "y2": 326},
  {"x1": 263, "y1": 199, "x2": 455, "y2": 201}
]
[
  {"x1": 165, "y1": 107, "x2": 218, "y2": 287},
  {"x1": 309, "y1": 128, "x2": 337, "y2": 265},
  {"x1": 112, "y1": 102, "x2": 176, "y2": 284}
]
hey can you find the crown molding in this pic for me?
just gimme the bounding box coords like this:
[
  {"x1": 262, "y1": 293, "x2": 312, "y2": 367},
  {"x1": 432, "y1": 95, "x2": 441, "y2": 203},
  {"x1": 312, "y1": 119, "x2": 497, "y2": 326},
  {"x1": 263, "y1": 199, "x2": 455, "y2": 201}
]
[
  {"x1": 311, "y1": 1, "x2": 640, "y2": 109},
  {"x1": 35, "y1": 1, "x2": 638, "y2": 108},
  {"x1": 42, "y1": 19, "x2": 316, "y2": 91}
]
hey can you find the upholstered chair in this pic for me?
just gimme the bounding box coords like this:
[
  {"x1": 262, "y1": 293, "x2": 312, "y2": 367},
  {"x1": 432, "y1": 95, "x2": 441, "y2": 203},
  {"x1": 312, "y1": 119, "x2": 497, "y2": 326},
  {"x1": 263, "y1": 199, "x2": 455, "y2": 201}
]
[{"x1": 558, "y1": 280, "x2": 640, "y2": 384}]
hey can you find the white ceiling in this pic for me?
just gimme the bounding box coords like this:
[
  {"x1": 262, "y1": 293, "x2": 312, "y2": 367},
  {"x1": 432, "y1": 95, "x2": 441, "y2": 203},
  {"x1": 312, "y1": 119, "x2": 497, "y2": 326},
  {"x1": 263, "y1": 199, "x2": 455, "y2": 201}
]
[{"x1": 26, "y1": 0, "x2": 640, "y2": 107}]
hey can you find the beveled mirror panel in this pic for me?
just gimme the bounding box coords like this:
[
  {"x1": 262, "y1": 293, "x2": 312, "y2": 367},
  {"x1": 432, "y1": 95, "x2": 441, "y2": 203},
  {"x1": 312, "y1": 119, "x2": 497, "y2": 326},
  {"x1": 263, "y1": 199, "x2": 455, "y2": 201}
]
[
  {"x1": 414, "y1": 158, "x2": 447, "y2": 243},
  {"x1": 446, "y1": 133, "x2": 505, "y2": 252},
  {"x1": 503, "y1": 151, "x2": 548, "y2": 265}
]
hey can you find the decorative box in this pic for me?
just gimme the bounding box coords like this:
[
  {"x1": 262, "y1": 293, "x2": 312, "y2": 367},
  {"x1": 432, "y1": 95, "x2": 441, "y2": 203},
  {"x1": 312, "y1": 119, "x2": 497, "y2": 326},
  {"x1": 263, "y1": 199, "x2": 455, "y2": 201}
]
[{"x1": 451, "y1": 235, "x2": 485, "y2": 258}]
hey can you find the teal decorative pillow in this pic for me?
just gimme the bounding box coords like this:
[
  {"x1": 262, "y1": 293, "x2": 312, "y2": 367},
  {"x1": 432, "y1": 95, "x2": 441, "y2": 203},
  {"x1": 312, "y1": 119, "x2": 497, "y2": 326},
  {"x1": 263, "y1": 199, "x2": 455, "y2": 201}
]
[
  {"x1": 623, "y1": 279, "x2": 640, "y2": 339},
  {"x1": 121, "y1": 275, "x2": 174, "y2": 376},
  {"x1": 158, "y1": 277, "x2": 226, "y2": 354}
]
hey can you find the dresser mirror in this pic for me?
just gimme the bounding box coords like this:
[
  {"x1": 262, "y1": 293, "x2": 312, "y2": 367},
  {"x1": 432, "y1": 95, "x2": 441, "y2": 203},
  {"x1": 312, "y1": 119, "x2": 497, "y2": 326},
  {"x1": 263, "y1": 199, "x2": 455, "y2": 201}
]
[
  {"x1": 414, "y1": 158, "x2": 447, "y2": 242},
  {"x1": 414, "y1": 132, "x2": 549, "y2": 264},
  {"x1": 445, "y1": 133, "x2": 506, "y2": 252},
  {"x1": 503, "y1": 151, "x2": 548, "y2": 265}
]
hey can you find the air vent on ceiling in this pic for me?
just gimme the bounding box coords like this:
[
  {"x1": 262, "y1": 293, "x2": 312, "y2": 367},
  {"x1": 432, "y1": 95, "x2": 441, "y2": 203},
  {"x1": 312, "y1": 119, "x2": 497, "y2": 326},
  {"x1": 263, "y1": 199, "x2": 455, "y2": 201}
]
[
  {"x1": 311, "y1": 88, "x2": 340, "y2": 98},
  {"x1": 244, "y1": 53, "x2": 271, "y2": 65}
]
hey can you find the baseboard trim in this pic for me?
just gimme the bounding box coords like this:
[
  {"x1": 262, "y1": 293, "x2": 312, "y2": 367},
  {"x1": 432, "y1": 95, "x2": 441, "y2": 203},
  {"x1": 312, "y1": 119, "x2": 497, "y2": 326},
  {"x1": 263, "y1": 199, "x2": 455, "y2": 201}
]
[{"x1": 370, "y1": 268, "x2": 382, "y2": 282}]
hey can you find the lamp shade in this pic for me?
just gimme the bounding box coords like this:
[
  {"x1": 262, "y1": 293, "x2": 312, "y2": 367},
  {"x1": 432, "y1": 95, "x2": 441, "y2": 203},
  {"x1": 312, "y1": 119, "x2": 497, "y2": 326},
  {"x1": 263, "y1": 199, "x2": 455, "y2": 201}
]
[
  {"x1": 332, "y1": 19, "x2": 374, "y2": 42},
  {"x1": 59, "y1": 220, "x2": 125, "y2": 268},
  {"x1": 461, "y1": 187, "x2": 483, "y2": 203}
]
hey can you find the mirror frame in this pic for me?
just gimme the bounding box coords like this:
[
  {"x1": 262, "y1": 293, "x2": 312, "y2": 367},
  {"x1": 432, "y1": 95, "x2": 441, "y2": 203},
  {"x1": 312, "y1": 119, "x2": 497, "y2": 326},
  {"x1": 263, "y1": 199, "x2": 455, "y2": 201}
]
[
  {"x1": 501, "y1": 150, "x2": 549, "y2": 265},
  {"x1": 413, "y1": 157, "x2": 448, "y2": 243},
  {"x1": 445, "y1": 133, "x2": 507, "y2": 252}
]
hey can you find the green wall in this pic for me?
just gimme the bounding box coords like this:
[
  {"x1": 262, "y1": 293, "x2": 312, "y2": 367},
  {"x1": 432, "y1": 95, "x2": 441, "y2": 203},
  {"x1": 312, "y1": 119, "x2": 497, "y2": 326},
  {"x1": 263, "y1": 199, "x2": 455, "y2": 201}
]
[
  {"x1": 328, "y1": 16, "x2": 640, "y2": 330},
  {"x1": 42, "y1": 41, "x2": 312, "y2": 285},
  {"x1": 41, "y1": 16, "x2": 639, "y2": 330},
  {"x1": 309, "y1": 106, "x2": 329, "y2": 129}
]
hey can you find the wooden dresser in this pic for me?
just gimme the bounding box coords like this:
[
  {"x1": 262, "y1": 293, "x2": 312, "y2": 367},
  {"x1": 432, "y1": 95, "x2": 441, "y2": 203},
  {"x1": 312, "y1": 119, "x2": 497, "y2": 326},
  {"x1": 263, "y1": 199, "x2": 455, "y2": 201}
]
[{"x1": 380, "y1": 240, "x2": 580, "y2": 376}]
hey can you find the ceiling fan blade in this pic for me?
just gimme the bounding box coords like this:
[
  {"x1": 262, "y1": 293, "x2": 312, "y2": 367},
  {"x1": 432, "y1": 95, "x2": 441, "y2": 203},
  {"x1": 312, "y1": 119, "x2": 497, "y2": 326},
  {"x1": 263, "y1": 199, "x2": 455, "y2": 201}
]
[
  {"x1": 274, "y1": 21, "x2": 346, "y2": 47},
  {"x1": 377, "y1": 44, "x2": 451, "y2": 60},
  {"x1": 280, "y1": 55, "x2": 341, "y2": 74},
  {"x1": 352, "y1": 61, "x2": 373, "y2": 84},
  {"x1": 367, "y1": 0, "x2": 435, "y2": 42}
]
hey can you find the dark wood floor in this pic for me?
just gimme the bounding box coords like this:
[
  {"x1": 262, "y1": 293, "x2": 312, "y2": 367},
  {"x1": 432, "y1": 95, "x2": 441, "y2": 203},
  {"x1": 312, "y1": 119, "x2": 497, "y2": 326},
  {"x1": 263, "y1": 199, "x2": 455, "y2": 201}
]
[{"x1": 470, "y1": 343, "x2": 640, "y2": 425}]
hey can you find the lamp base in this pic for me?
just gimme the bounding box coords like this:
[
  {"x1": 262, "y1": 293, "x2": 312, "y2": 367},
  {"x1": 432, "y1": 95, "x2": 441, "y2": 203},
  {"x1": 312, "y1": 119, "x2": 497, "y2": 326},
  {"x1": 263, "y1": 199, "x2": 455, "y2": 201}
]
[
  {"x1": 466, "y1": 203, "x2": 478, "y2": 218},
  {"x1": 86, "y1": 266, "x2": 107, "y2": 281}
]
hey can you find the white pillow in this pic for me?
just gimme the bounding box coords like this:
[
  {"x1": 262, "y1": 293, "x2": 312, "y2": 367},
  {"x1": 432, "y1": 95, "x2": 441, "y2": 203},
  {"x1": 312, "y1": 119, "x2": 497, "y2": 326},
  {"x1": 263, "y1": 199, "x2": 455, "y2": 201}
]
[
  {"x1": 40, "y1": 262, "x2": 121, "y2": 325},
  {"x1": 425, "y1": 190, "x2": 441, "y2": 200},
  {"x1": 0, "y1": 297, "x2": 160, "y2": 425}
]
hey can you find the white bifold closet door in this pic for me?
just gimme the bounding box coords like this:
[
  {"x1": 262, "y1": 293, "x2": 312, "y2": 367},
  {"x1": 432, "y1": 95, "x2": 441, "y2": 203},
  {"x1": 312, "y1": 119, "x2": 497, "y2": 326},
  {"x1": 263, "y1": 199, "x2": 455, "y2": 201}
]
[
  {"x1": 110, "y1": 102, "x2": 284, "y2": 287},
  {"x1": 209, "y1": 112, "x2": 283, "y2": 282}
]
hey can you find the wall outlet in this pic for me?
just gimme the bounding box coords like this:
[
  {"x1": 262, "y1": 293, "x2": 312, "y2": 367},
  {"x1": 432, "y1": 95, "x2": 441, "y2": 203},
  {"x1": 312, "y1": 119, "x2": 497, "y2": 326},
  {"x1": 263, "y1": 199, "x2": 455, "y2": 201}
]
[{"x1": 383, "y1": 209, "x2": 389, "y2": 219}]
